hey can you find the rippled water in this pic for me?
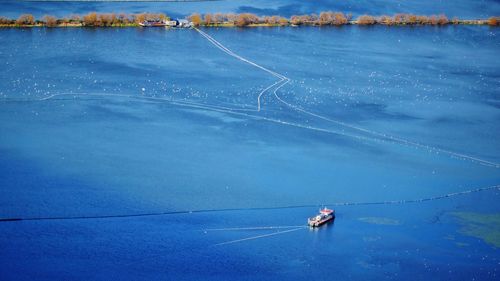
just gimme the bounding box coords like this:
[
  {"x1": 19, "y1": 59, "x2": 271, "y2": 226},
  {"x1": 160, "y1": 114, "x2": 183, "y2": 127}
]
[{"x1": 0, "y1": 26, "x2": 499, "y2": 280}]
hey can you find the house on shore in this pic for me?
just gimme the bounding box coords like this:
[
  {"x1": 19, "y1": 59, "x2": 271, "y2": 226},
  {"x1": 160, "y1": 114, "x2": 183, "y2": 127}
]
[{"x1": 140, "y1": 19, "x2": 193, "y2": 28}]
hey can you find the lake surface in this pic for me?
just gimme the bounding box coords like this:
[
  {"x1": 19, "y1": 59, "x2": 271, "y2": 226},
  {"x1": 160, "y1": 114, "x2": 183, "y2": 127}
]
[{"x1": 0, "y1": 26, "x2": 499, "y2": 280}]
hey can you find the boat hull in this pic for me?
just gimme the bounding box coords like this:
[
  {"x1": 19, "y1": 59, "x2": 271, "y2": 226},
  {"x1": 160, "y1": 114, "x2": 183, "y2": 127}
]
[{"x1": 308, "y1": 214, "x2": 334, "y2": 227}]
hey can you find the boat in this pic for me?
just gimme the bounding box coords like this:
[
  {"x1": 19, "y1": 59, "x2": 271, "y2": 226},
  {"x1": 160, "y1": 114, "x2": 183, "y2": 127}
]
[
  {"x1": 139, "y1": 19, "x2": 193, "y2": 28},
  {"x1": 139, "y1": 20, "x2": 167, "y2": 27},
  {"x1": 308, "y1": 207, "x2": 335, "y2": 227}
]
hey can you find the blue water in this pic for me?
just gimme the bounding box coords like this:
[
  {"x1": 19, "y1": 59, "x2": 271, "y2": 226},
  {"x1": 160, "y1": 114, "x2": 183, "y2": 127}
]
[{"x1": 1, "y1": 24, "x2": 499, "y2": 280}]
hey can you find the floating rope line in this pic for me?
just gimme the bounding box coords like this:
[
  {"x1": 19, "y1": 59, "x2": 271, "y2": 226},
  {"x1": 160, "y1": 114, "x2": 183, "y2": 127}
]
[
  {"x1": 0, "y1": 185, "x2": 498, "y2": 223},
  {"x1": 195, "y1": 28, "x2": 500, "y2": 168}
]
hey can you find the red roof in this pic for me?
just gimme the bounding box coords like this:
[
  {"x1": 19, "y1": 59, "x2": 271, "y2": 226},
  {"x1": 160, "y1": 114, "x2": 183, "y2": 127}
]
[{"x1": 320, "y1": 208, "x2": 334, "y2": 214}]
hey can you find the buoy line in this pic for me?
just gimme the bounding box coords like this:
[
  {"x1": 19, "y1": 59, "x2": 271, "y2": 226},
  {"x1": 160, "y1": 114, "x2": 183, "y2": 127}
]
[
  {"x1": 195, "y1": 28, "x2": 499, "y2": 168},
  {"x1": 0, "y1": 184, "x2": 497, "y2": 223}
]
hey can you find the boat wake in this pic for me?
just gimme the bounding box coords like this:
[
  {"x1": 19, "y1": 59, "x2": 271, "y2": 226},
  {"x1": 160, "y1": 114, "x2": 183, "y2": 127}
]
[
  {"x1": 205, "y1": 225, "x2": 307, "y2": 231},
  {"x1": 212, "y1": 227, "x2": 305, "y2": 246},
  {"x1": 1, "y1": 29, "x2": 498, "y2": 168},
  {"x1": 194, "y1": 28, "x2": 499, "y2": 169}
]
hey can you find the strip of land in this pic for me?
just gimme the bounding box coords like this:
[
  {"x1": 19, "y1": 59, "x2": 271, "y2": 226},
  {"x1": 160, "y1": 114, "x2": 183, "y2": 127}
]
[{"x1": 0, "y1": 12, "x2": 498, "y2": 27}]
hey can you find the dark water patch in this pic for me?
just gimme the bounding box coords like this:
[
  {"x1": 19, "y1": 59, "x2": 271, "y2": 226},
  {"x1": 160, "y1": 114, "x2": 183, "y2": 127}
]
[
  {"x1": 236, "y1": 4, "x2": 303, "y2": 16},
  {"x1": 430, "y1": 116, "x2": 479, "y2": 125}
]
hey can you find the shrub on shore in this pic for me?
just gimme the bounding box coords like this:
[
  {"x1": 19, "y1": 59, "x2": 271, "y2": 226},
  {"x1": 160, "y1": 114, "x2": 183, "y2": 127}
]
[
  {"x1": 188, "y1": 13, "x2": 202, "y2": 26},
  {"x1": 42, "y1": 15, "x2": 57, "y2": 27},
  {"x1": 318, "y1": 12, "x2": 348, "y2": 25},
  {"x1": 290, "y1": 15, "x2": 311, "y2": 25},
  {"x1": 235, "y1": 13, "x2": 260, "y2": 27},
  {"x1": 357, "y1": 15, "x2": 376, "y2": 25},
  {"x1": 0, "y1": 16, "x2": 13, "y2": 25},
  {"x1": 488, "y1": 17, "x2": 499, "y2": 26},
  {"x1": 15, "y1": 14, "x2": 34, "y2": 26},
  {"x1": 375, "y1": 14, "x2": 448, "y2": 25},
  {"x1": 83, "y1": 12, "x2": 97, "y2": 26}
]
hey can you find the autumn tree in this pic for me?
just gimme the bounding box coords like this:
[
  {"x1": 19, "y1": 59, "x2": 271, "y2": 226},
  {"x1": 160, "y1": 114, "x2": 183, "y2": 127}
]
[
  {"x1": 16, "y1": 14, "x2": 35, "y2": 26},
  {"x1": 225, "y1": 13, "x2": 238, "y2": 24},
  {"x1": 235, "y1": 13, "x2": 259, "y2": 27},
  {"x1": 43, "y1": 15, "x2": 57, "y2": 27},
  {"x1": 407, "y1": 14, "x2": 417, "y2": 24},
  {"x1": 189, "y1": 13, "x2": 202, "y2": 26},
  {"x1": 98, "y1": 14, "x2": 112, "y2": 26},
  {"x1": 488, "y1": 16, "x2": 499, "y2": 26},
  {"x1": 118, "y1": 13, "x2": 130, "y2": 24},
  {"x1": 290, "y1": 15, "x2": 303, "y2": 25},
  {"x1": 429, "y1": 15, "x2": 438, "y2": 25},
  {"x1": 318, "y1": 11, "x2": 334, "y2": 25},
  {"x1": 83, "y1": 12, "x2": 98, "y2": 26},
  {"x1": 204, "y1": 13, "x2": 213, "y2": 25},
  {"x1": 263, "y1": 15, "x2": 280, "y2": 25},
  {"x1": 278, "y1": 17, "x2": 289, "y2": 26},
  {"x1": 158, "y1": 13, "x2": 169, "y2": 21},
  {"x1": 357, "y1": 15, "x2": 375, "y2": 25},
  {"x1": 416, "y1": 15, "x2": 429, "y2": 24},
  {"x1": 393, "y1": 14, "x2": 404, "y2": 24},
  {"x1": 378, "y1": 15, "x2": 393, "y2": 25},
  {"x1": 213, "y1": 13, "x2": 225, "y2": 24},
  {"x1": 333, "y1": 13, "x2": 347, "y2": 25},
  {"x1": 0, "y1": 16, "x2": 12, "y2": 25},
  {"x1": 437, "y1": 14, "x2": 449, "y2": 25},
  {"x1": 135, "y1": 13, "x2": 146, "y2": 24}
]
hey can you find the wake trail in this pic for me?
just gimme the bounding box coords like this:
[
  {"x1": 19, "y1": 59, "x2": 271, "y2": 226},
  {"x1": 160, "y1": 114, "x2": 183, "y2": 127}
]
[
  {"x1": 205, "y1": 225, "x2": 307, "y2": 231},
  {"x1": 195, "y1": 28, "x2": 499, "y2": 169},
  {"x1": 213, "y1": 227, "x2": 304, "y2": 246},
  {"x1": 6, "y1": 92, "x2": 379, "y2": 144}
]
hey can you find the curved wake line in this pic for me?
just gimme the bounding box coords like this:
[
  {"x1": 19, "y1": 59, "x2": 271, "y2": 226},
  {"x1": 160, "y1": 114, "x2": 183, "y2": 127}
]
[
  {"x1": 2, "y1": 92, "x2": 383, "y2": 144},
  {"x1": 1, "y1": 185, "x2": 497, "y2": 223},
  {"x1": 195, "y1": 28, "x2": 499, "y2": 169},
  {"x1": 195, "y1": 28, "x2": 287, "y2": 112}
]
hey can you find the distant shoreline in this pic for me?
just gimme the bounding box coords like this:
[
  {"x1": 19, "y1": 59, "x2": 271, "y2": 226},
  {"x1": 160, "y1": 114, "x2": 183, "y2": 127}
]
[{"x1": 1, "y1": 12, "x2": 498, "y2": 28}]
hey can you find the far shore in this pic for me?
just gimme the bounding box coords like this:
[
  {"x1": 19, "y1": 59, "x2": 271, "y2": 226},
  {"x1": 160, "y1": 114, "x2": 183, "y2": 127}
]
[
  {"x1": 1, "y1": 12, "x2": 498, "y2": 28},
  {"x1": 0, "y1": 20, "x2": 496, "y2": 28}
]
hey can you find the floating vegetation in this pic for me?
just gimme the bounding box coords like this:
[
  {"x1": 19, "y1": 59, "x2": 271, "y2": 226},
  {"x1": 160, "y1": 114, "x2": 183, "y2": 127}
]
[
  {"x1": 450, "y1": 212, "x2": 500, "y2": 248},
  {"x1": 358, "y1": 217, "x2": 401, "y2": 225}
]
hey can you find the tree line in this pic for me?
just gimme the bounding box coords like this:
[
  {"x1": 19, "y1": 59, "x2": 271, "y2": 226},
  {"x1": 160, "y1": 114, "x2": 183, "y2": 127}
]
[
  {"x1": 0, "y1": 12, "x2": 499, "y2": 27},
  {"x1": 0, "y1": 13, "x2": 169, "y2": 27},
  {"x1": 189, "y1": 12, "x2": 499, "y2": 26}
]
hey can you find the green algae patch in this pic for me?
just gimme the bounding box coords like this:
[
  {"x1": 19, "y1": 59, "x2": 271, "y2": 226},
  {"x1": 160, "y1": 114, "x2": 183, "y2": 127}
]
[
  {"x1": 450, "y1": 212, "x2": 500, "y2": 248},
  {"x1": 358, "y1": 217, "x2": 401, "y2": 225}
]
